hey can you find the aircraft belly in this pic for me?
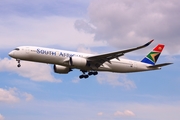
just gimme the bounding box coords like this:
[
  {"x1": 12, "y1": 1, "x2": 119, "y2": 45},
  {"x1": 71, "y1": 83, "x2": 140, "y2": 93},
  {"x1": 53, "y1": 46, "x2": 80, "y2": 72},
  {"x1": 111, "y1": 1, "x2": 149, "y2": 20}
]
[{"x1": 104, "y1": 61, "x2": 137, "y2": 73}]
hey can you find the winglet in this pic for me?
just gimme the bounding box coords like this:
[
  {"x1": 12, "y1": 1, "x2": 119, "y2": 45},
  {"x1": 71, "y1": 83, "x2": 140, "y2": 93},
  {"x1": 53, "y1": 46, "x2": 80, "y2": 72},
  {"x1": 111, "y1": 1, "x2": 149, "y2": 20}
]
[{"x1": 144, "y1": 39, "x2": 154, "y2": 47}]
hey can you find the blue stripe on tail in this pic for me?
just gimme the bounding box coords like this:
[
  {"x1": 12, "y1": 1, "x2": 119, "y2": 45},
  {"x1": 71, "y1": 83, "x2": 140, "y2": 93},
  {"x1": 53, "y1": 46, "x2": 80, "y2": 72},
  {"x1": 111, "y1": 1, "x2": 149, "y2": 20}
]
[{"x1": 141, "y1": 57, "x2": 155, "y2": 65}]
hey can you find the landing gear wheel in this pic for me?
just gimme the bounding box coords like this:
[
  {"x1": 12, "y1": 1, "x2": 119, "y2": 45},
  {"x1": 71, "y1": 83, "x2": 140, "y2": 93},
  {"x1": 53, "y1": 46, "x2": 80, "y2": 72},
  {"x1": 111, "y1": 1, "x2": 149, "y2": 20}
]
[
  {"x1": 17, "y1": 64, "x2": 21, "y2": 67},
  {"x1": 16, "y1": 59, "x2": 21, "y2": 67},
  {"x1": 79, "y1": 70, "x2": 98, "y2": 79},
  {"x1": 93, "y1": 71, "x2": 98, "y2": 75},
  {"x1": 79, "y1": 75, "x2": 84, "y2": 79},
  {"x1": 88, "y1": 71, "x2": 98, "y2": 76},
  {"x1": 88, "y1": 72, "x2": 93, "y2": 76},
  {"x1": 84, "y1": 75, "x2": 89, "y2": 78},
  {"x1": 79, "y1": 74, "x2": 89, "y2": 79}
]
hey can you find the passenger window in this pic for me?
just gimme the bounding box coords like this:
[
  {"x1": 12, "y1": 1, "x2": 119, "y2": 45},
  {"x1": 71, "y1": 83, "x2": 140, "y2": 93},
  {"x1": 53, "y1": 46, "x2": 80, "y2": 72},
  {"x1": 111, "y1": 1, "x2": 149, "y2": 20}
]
[{"x1": 14, "y1": 48, "x2": 20, "y2": 50}]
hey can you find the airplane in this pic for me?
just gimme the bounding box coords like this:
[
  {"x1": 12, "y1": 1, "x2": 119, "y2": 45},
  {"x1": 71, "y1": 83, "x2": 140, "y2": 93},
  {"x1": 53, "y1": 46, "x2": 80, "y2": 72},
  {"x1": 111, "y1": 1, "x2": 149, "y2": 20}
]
[{"x1": 8, "y1": 40, "x2": 172, "y2": 79}]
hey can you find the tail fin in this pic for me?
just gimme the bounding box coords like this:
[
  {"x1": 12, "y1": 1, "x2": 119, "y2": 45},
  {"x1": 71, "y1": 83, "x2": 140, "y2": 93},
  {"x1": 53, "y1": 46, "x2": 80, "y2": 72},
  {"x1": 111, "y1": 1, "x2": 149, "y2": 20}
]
[{"x1": 141, "y1": 44, "x2": 164, "y2": 65}]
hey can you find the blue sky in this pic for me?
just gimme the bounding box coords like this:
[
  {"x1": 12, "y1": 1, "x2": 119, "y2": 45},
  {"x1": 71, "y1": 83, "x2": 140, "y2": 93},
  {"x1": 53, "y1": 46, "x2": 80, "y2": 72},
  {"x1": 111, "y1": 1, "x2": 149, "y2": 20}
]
[{"x1": 0, "y1": 0, "x2": 180, "y2": 120}]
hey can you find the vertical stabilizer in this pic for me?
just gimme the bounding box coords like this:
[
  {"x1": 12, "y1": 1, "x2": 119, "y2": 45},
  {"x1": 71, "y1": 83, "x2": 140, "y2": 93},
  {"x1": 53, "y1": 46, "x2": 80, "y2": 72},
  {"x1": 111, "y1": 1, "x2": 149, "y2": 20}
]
[{"x1": 141, "y1": 44, "x2": 164, "y2": 65}]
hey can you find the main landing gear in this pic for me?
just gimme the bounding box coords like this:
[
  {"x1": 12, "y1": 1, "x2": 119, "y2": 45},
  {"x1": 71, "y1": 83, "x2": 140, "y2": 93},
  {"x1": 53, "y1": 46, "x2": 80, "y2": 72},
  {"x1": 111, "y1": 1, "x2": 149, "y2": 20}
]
[
  {"x1": 79, "y1": 70, "x2": 98, "y2": 79},
  {"x1": 16, "y1": 59, "x2": 21, "y2": 67}
]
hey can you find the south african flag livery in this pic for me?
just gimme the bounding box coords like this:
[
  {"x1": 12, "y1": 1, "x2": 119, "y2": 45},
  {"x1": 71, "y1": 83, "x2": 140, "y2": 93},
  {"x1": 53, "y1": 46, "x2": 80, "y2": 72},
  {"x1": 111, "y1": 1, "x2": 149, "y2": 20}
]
[{"x1": 141, "y1": 44, "x2": 164, "y2": 65}]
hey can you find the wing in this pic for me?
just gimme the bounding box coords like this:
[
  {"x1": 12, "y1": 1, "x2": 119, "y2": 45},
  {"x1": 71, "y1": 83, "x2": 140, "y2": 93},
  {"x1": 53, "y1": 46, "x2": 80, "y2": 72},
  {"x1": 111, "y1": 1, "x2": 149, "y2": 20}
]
[{"x1": 87, "y1": 40, "x2": 154, "y2": 68}]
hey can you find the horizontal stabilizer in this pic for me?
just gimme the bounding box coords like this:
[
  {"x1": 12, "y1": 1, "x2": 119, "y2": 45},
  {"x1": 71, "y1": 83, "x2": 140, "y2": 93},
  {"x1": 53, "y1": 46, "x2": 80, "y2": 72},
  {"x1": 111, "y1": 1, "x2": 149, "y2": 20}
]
[{"x1": 147, "y1": 63, "x2": 173, "y2": 68}]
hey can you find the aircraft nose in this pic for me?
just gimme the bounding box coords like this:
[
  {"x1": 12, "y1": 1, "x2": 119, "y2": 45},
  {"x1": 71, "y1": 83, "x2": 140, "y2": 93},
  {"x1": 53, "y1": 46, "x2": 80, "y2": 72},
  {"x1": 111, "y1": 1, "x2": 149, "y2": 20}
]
[{"x1": 9, "y1": 51, "x2": 14, "y2": 57}]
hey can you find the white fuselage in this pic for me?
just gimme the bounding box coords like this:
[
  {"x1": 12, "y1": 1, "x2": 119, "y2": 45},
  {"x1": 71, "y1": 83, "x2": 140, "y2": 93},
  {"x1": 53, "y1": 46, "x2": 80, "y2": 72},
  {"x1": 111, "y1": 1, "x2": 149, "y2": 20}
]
[{"x1": 9, "y1": 46, "x2": 159, "y2": 73}]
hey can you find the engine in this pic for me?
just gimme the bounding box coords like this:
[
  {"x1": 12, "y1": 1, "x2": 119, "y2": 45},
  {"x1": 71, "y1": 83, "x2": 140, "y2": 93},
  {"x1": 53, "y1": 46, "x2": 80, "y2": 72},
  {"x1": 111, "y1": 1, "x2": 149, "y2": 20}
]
[
  {"x1": 53, "y1": 65, "x2": 71, "y2": 74},
  {"x1": 70, "y1": 56, "x2": 88, "y2": 68}
]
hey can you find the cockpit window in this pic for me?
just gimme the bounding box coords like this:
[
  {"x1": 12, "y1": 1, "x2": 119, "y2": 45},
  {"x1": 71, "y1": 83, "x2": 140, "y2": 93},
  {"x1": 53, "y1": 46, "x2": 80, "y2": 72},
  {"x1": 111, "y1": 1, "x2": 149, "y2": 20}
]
[{"x1": 14, "y1": 48, "x2": 20, "y2": 50}]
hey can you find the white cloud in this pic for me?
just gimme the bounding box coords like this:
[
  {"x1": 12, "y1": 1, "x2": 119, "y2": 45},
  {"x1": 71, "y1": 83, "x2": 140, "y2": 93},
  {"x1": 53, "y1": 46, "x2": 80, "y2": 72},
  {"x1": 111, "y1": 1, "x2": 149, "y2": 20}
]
[
  {"x1": 0, "y1": 16, "x2": 106, "y2": 49},
  {"x1": 0, "y1": 87, "x2": 34, "y2": 103},
  {"x1": 114, "y1": 110, "x2": 135, "y2": 117},
  {"x1": 0, "y1": 58, "x2": 61, "y2": 82},
  {"x1": 96, "y1": 73, "x2": 136, "y2": 89},
  {"x1": 72, "y1": 70, "x2": 136, "y2": 88},
  {"x1": 77, "y1": 46, "x2": 97, "y2": 54},
  {"x1": 0, "y1": 114, "x2": 5, "y2": 120},
  {"x1": 88, "y1": 0, "x2": 180, "y2": 54},
  {"x1": 0, "y1": 88, "x2": 19, "y2": 103},
  {"x1": 23, "y1": 92, "x2": 34, "y2": 101},
  {"x1": 2, "y1": 100, "x2": 180, "y2": 120},
  {"x1": 97, "y1": 112, "x2": 103, "y2": 116},
  {"x1": 0, "y1": 0, "x2": 89, "y2": 17},
  {"x1": 72, "y1": 77, "x2": 81, "y2": 83},
  {"x1": 74, "y1": 19, "x2": 96, "y2": 34}
]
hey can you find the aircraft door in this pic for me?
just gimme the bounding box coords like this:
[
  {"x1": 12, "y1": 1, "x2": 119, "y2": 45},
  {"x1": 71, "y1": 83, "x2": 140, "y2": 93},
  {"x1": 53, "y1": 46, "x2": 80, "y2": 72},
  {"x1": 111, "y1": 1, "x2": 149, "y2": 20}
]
[
  {"x1": 132, "y1": 61, "x2": 138, "y2": 70},
  {"x1": 128, "y1": 61, "x2": 133, "y2": 68},
  {"x1": 129, "y1": 61, "x2": 137, "y2": 70},
  {"x1": 25, "y1": 47, "x2": 30, "y2": 54}
]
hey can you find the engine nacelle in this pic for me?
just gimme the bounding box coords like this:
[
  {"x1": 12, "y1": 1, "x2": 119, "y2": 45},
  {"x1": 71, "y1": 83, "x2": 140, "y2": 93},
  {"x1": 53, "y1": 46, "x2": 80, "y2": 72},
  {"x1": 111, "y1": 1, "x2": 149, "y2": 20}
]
[
  {"x1": 70, "y1": 56, "x2": 87, "y2": 68},
  {"x1": 53, "y1": 65, "x2": 71, "y2": 74}
]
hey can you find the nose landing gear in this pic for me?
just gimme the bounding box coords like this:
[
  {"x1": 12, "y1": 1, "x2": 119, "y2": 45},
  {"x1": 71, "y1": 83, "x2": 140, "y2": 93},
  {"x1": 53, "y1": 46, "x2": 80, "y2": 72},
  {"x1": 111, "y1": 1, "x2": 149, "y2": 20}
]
[{"x1": 16, "y1": 59, "x2": 21, "y2": 67}]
